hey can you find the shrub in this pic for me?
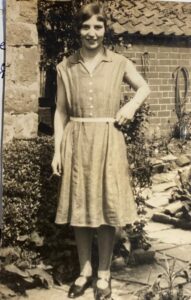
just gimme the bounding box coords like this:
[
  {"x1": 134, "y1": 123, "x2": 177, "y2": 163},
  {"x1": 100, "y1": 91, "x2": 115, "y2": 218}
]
[
  {"x1": 118, "y1": 102, "x2": 153, "y2": 190},
  {"x1": 2, "y1": 137, "x2": 58, "y2": 246}
]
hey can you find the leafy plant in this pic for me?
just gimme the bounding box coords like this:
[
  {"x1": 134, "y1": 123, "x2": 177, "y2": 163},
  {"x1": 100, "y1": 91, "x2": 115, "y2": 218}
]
[
  {"x1": 116, "y1": 102, "x2": 153, "y2": 190},
  {"x1": 144, "y1": 256, "x2": 190, "y2": 300},
  {"x1": 3, "y1": 137, "x2": 56, "y2": 246},
  {"x1": 172, "y1": 113, "x2": 191, "y2": 141},
  {"x1": 124, "y1": 219, "x2": 151, "y2": 251},
  {"x1": 2, "y1": 137, "x2": 81, "y2": 296}
]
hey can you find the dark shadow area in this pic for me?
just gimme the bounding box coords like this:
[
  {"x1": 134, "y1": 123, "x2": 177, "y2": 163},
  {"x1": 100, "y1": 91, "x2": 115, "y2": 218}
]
[{"x1": 37, "y1": 1, "x2": 80, "y2": 135}]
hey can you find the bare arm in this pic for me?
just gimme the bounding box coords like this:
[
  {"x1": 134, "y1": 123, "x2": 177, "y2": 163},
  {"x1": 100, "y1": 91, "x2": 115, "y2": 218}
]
[
  {"x1": 52, "y1": 71, "x2": 69, "y2": 175},
  {"x1": 116, "y1": 59, "x2": 151, "y2": 125},
  {"x1": 54, "y1": 73, "x2": 69, "y2": 153}
]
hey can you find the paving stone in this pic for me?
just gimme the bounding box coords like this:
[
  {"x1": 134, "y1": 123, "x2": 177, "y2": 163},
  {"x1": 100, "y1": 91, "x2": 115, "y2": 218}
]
[
  {"x1": 0, "y1": 284, "x2": 17, "y2": 298},
  {"x1": 176, "y1": 155, "x2": 191, "y2": 167},
  {"x1": 152, "y1": 171, "x2": 178, "y2": 184},
  {"x1": 145, "y1": 222, "x2": 173, "y2": 233},
  {"x1": 145, "y1": 263, "x2": 165, "y2": 286},
  {"x1": 146, "y1": 260, "x2": 187, "y2": 288},
  {"x1": 112, "y1": 280, "x2": 141, "y2": 299},
  {"x1": 18, "y1": 285, "x2": 93, "y2": 300},
  {"x1": 114, "y1": 282, "x2": 143, "y2": 295},
  {"x1": 160, "y1": 154, "x2": 177, "y2": 162},
  {"x1": 146, "y1": 192, "x2": 171, "y2": 208},
  {"x1": 116, "y1": 294, "x2": 139, "y2": 300},
  {"x1": 163, "y1": 201, "x2": 183, "y2": 215},
  {"x1": 151, "y1": 242, "x2": 176, "y2": 251},
  {"x1": 147, "y1": 228, "x2": 191, "y2": 245},
  {"x1": 140, "y1": 188, "x2": 152, "y2": 200},
  {"x1": 183, "y1": 282, "x2": 191, "y2": 298},
  {"x1": 155, "y1": 252, "x2": 188, "y2": 271},
  {"x1": 155, "y1": 251, "x2": 174, "y2": 262},
  {"x1": 150, "y1": 158, "x2": 163, "y2": 165},
  {"x1": 112, "y1": 265, "x2": 154, "y2": 285},
  {"x1": 162, "y1": 245, "x2": 191, "y2": 262},
  {"x1": 17, "y1": 281, "x2": 142, "y2": 300},
  {"x1": 178, "y1": 165, "x2": 191, "y2": 184},
  {"x1": 152, "y1": 182, "x2": 176, "y2": 193}
]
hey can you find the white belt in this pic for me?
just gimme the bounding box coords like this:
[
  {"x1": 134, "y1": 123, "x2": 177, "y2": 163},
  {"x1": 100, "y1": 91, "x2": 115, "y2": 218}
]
[{"x1": 70, "y1": 117, "x2": 115, "y2": 123}]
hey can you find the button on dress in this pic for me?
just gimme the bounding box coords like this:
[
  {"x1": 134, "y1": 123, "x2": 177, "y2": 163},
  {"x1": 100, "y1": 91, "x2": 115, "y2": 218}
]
[{"x1": 55, "y1": 48, "x2": 137, "y2": 227}]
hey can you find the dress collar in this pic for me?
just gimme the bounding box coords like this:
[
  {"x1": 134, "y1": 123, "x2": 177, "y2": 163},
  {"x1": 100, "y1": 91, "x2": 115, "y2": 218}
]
[{"x1": 69, "y1": 47, "x2": 113, "y2": 64}]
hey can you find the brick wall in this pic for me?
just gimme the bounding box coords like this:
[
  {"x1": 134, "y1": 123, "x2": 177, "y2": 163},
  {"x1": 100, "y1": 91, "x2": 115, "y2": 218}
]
[{"x1": 116, "y1": 38, "x2": 191, "y2": 137}]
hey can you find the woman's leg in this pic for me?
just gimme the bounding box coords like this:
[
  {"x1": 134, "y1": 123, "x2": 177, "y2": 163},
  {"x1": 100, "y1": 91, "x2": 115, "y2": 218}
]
[
  {"x1": 74, "y1": 226, "x2": 94, "y2": 285},
  {"x1": 97, "y1": 225, "x2": 116, "y2": 289}
]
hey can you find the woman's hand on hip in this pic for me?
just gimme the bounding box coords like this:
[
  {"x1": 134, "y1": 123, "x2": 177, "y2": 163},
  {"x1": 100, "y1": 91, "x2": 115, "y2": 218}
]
[
  {"x1": 51, "y1": 153, "x2": 62, "y2": 176},
  {"x1": 116, "y1": 102, "x2": 137, "y2": 126}
]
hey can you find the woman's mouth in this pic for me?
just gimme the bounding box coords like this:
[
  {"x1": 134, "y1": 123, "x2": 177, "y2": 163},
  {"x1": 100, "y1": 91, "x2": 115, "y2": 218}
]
[{"x1": 87, "y1": 39, "x2": 97, "y2": 43}]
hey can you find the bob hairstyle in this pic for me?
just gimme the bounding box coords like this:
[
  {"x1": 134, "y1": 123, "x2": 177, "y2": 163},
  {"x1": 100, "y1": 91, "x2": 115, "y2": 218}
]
[{"x1": 75, "y1": 2, "x2": 107, "y2": 33}]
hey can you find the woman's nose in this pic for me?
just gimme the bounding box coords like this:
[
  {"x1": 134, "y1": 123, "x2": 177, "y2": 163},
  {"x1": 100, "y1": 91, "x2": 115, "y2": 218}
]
[{"x1": 88, "y1": 27, "x2": 96, "y2": 37}]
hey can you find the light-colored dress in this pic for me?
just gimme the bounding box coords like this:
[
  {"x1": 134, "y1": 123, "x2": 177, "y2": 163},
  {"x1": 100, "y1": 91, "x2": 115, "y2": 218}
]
[{"x1": 55, "y1": 48, "x2": 137, "y2": 227}]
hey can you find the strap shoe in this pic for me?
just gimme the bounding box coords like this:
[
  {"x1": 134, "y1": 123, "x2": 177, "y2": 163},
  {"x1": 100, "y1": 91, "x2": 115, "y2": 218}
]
[{"x1": 68, "y1": 275, "x2": 93, "y2": 298}]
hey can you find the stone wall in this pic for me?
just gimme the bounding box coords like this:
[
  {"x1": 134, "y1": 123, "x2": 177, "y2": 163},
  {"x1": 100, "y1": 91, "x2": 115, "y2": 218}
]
[{"x1": 4, "y1": 0, "x2": 40, "y2": 143}]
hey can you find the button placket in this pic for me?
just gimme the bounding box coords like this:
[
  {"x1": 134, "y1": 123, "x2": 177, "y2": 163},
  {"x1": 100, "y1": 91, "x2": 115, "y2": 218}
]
[{"x1": 88, "y1": 75, "x2": 94, "y2": 117}]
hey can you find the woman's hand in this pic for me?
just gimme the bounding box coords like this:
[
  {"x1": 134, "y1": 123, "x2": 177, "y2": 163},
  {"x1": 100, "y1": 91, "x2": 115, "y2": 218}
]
[
  {"x1": 116, "y1": 102, "x2": 137, "y2": 126},
  {"x1": 51, "y1": 152, "x2": 62, "y2": 176}
]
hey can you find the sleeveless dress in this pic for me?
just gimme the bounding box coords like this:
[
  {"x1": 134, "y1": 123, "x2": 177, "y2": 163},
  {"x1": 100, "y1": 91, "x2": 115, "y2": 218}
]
[{"x1": 55, "y1": 48, "x2": 137, "y2": 227}]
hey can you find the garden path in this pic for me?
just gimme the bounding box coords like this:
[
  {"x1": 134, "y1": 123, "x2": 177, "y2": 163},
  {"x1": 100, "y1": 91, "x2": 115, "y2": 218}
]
[
  {"x1": 14, "y1": 220, "x2": 191, "y2": 300},
  {"x1": 4, "y1": 139, "x2": 191, "y2": 300}
]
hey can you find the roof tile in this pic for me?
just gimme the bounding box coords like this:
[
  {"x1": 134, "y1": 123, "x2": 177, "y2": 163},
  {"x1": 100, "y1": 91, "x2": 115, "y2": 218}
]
[
  {"x1": 143, "y1": 9, "x2": 155, "y2": 18},
  {"x1": 118, "y1": 16, "x2": 130, "y2": 25},
  {"x1": 111, "y1": 22, "x2": 126, "y2": 35},
  {"x1": 173, "y1": 18, "x2": 185, "y2": 28},
  {"x1": 123, "y1": 22, "x2": 139, "y2": 34},
  {"x1": 121, "y1": 0, "x2": 129, "y2": 6},
  {"x1": 131, "y1": 18, "x2": 142, "y2": 27},
  {"x1": 129, "y1": 8, "x2": 143, "y2": 18},
  {"x1": 136, "y1": 2, "x2": 145, "y2": 10},
  {"x1": 108, "y1": 0, "x2": 191, "y2": 37}
]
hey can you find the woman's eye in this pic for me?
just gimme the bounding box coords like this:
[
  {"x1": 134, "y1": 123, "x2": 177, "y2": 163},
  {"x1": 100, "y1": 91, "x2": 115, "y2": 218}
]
[
  {"x1": 94, "y1": 25, "x2": 103, "y2": 30},
  {"x1": 81, "y1": 25, "x2": 90, "y2": 30}
]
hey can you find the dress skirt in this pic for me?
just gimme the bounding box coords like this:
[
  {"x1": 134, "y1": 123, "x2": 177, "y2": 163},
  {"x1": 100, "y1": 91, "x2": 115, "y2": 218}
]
[{"x1": 55, "y1": 120, "x2": 138, "y2": 227}]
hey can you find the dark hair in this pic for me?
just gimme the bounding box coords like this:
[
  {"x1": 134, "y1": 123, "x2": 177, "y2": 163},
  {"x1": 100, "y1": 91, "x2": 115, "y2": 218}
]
[{"x1": 75, "y1": 2, "x2": 107, "y2": 33}]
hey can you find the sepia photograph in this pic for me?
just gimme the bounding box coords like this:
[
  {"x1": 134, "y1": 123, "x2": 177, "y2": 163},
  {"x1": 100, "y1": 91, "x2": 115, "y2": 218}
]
[{"x1": 1, "y1": 0, "x2": 191, "y2": 299}]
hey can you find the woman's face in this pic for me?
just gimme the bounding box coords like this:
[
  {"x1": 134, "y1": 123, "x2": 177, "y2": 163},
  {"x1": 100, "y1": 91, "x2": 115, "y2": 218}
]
[{"x1": 80, "y1": 15, "x2": 105, "y2": 51}]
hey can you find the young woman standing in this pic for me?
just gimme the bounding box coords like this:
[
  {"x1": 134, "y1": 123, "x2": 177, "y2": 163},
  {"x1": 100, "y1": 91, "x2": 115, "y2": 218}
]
[{"x1": 52, "y1": 3, "x2": 150, "y2": 299}]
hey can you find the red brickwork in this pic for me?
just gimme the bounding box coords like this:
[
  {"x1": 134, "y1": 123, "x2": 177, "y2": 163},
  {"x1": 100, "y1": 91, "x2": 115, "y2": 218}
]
[{"x1": 117, "y1": 43, "x2": 191, "y2": 136}]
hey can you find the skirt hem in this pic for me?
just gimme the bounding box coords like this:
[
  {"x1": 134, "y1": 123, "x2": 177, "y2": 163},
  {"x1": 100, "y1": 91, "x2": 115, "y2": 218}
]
[{"x1": 55, "y1": 219, "x2": 137, "y2": 227}]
